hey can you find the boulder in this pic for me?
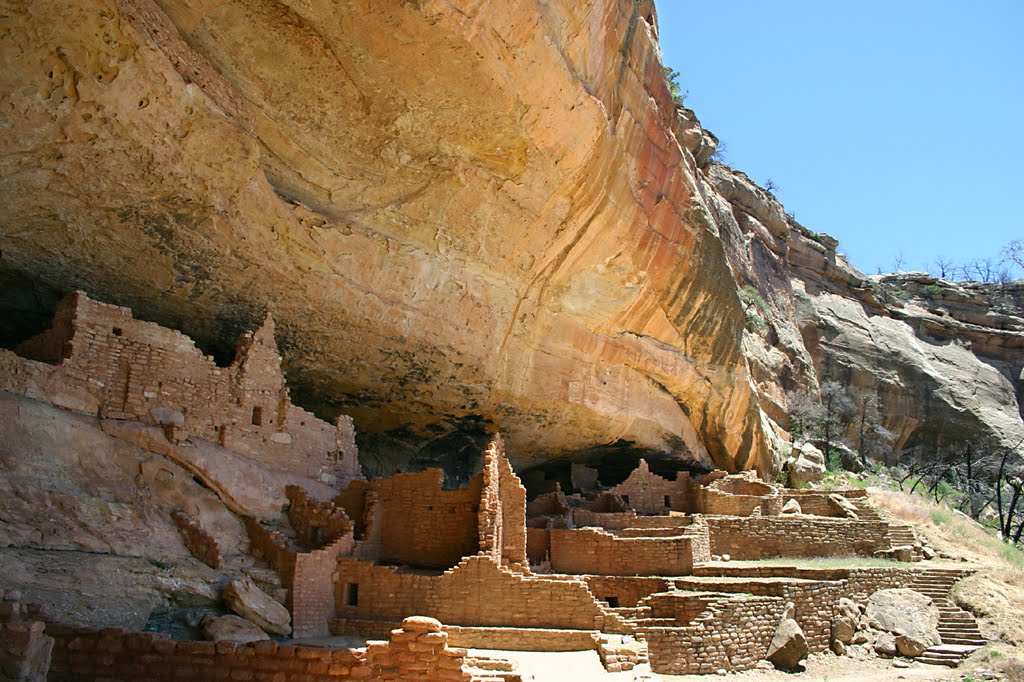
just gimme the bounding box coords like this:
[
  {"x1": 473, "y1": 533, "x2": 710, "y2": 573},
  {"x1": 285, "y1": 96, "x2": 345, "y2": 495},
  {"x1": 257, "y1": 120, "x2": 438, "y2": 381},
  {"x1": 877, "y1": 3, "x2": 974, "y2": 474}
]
[
  {"x1": 865, "y1": 589, "x2": 940, "y2": 654},
  {"x1": 766, "y1": 603, "x2": 808, "y2": 670},
  {"x1": 781, "y1": 499, "x2": 802, "y2": 514},
  {"x1": 874, "y1": 632, "x2": 896, "y2": 657},
  {"x1": 922, "y1": 546, "x2": 936, "y2": 560},
  {"x1": 203, "y1": 615, "x2": 270, "y2": 643},
  {"x1": 828, "y1": 494, "x2": 860, "y2": 519},
  {"x1": 895, "y1": 634, "x2": 929, "y2": 657},
  {"x1": 223, "y1": 578, "x2": 292, "y2": 636},
  {"x1": 832, "y1": 616, "x2": 856, "y2": 644},
  {"x1": 786, "y1": 443, "x2": 826, "y2": 488}
]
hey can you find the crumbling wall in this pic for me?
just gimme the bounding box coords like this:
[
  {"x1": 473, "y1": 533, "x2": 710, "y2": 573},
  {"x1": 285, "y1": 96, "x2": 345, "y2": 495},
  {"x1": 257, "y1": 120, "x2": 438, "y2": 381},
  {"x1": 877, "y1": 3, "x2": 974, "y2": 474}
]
[
  {"x1": 700, "y1": 471, "x2": 782, "y2": 516},
  {"x1": 337, "y1": 469, "x2": 481, "y2": 569},
  {"x1": 285, "y1": 486, "x2": 354, "y2": 549},
  {"x1": 549, "y1": 528, "x2": 698, "y2": 576},
  {"x1": 1, "y1": 292, "x2": 360, "y2": 486},
  {"x1": 170, "y1": 511, "x2": 223, "y2": 569},
  {"x1": 478, "y1": 434, "x2": 527, "y2": 568},
  {"x1": 604, "y1": 460, "x2": 699, "y2": 514},
  {"x1": 334, "y1": 555, "x2": 623, "y2": 632}
]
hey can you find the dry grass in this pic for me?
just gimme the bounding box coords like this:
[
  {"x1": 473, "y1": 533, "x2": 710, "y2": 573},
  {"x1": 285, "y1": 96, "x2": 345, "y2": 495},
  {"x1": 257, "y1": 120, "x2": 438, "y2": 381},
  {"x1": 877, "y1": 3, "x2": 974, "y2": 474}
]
[{"x1": 868, "y1": 486, "x2": 1024, "y2": 677}]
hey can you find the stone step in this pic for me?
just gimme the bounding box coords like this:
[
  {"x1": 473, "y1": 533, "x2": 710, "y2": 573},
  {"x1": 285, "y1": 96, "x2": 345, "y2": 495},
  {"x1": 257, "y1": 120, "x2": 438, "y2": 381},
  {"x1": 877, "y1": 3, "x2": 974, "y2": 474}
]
[{"x1": 937, "y1": 630, "x2": 987, "y2": 643}]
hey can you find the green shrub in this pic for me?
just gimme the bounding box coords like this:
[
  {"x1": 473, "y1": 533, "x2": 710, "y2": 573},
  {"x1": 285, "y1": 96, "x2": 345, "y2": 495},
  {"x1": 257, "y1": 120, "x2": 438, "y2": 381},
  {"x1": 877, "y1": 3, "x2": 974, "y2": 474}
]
[
  {"x1": 922, "y1": 284, "x2": 942, "y2": 295},
  {"x1": 663, "y1": 67, "x2": 687, "y2": 108},
  {"x1": 930, "y1": 508, "x2": 952, "y2": 525}
]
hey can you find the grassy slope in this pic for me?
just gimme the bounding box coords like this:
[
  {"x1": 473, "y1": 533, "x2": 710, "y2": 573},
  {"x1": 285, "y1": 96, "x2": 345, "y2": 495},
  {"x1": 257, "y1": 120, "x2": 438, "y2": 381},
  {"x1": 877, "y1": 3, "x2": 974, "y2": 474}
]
[{"x1": 849, "y1": 480, "x2": 1024, "y2": 680}]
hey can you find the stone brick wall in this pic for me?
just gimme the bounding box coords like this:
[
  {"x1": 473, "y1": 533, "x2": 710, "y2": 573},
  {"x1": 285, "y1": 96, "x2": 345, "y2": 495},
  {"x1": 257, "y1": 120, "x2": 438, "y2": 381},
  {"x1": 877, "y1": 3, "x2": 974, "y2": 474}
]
[
  {"x1": 477, "y1": 435, "x2": 528, "y2": 568},
  {"x1": 572, "y1": 509, "x2": 696, "y2": 530},
  {"x1": 334, "y1": 554, "x2": 626, "y2": 632},
  {"x1": 705, "y1": 516, "x2": 893, "y2": 559},
  {"x1": 0, "y1": 621, "x2": 52, "y2": 682},
  {"x1": 604, "y1": 460, "x2": 699, "y2": 514},
  {"x1": 526, "y1": 527, "x2": 550, "y2": 564},
  {"x1": 286, "y1": 485, "x2": 354, "y2": 549},
  {"x1": 336, "y1": 469, "x2": 482, "y2": 570},
  {"x1": 2, "y1": 588, "x2": 502, "y2": 681},
  {"x1": 549, "y1": 528, "x2": 697, "y2": 576},
  {"x1": 170, "y1": 510, "x2": 223, "y2": 569},
  {"x1": 583, "y1": 576, "x2": 672, "y2": 608},
  {"x1": 642, "y1": 594, "x2": 785, "y2": 674},
  {"x1": 0, "y1": 291, "x2": 360, "y2": 486},
  {"x1": 245, "y1": 518, "x2": 298, "y2": 586}
]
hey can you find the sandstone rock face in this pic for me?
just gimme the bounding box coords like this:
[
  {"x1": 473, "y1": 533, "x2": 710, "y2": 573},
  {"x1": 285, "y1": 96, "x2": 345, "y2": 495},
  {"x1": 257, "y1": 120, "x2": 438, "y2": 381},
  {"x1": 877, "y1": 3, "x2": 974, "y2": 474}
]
[
  {"x1": 0, "y1": 0, "x2": 1020, "y2": 478},
  {"x1": 223, "y1": 578, "x2": 291, "y2": 637},
  {"x1": 866, "y1": 589, "x2": 940, "y2": 653},
  {"x1": 0, "y1": 0, "x2": 771, "y2": 476}
]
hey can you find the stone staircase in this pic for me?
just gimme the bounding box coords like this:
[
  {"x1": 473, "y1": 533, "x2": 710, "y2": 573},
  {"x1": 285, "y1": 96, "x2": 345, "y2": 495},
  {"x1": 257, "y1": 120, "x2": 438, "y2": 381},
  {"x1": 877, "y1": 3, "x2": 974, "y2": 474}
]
[{"x1": 908, "y1": 570, "x2": 986, "y2": 667}]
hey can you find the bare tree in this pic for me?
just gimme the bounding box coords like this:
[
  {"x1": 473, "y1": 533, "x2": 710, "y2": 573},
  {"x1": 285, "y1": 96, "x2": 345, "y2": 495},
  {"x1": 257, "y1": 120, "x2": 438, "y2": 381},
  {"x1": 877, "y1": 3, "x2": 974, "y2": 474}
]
[
  {"x1": 961, "y1": 257, "x2": 999, "y2": 283},
  {"x1": 786, "y1": 389, "x2": 823, "y2": 442},
  {"x1": 854, "y1": 393, "x2": 880, "y2": 467},
  {"x1": 933, "y1": 256, "x2": 954, "y2": 279},
  {"x1": 891, "y1": 252, "x2": 907, "y2": 273},
  {"x1": 1003, "y1": 239, "x2": 1024, "y2": 272},
  {"x1": 819, "y1": 381, "x2": 854, "y2": 466}
]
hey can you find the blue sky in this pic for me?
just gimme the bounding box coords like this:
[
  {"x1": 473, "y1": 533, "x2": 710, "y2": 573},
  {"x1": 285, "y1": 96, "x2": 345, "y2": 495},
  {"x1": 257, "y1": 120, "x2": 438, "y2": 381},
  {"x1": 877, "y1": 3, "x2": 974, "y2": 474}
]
[{"x1": 655, "y1": 1, "x2": 1023, "y2": 277}]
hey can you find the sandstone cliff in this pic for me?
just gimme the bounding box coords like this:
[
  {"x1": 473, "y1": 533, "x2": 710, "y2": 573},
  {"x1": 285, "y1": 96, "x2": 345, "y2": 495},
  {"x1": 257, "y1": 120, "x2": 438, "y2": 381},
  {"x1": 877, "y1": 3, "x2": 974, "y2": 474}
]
[{"x1": 1, "y1": 0, "x2": 1021, "y2": 478}]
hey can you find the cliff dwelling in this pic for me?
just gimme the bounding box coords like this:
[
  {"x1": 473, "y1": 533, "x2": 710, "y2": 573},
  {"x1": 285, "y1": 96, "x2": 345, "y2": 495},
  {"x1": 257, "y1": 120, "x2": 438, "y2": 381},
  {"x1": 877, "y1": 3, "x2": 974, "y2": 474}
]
[
  {"x1": 1, "y1": 0, "x2": 1022, "y2": 680},
  {"x1": 0, "y1": 295, "x2": 996, "y2": 679}
]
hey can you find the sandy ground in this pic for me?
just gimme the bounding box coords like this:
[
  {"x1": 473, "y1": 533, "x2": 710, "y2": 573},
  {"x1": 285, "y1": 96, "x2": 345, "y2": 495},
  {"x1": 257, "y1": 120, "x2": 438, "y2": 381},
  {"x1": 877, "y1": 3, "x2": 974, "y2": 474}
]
[{"x1": 470, "y1": 648, "x2": 970, "y2": 682}]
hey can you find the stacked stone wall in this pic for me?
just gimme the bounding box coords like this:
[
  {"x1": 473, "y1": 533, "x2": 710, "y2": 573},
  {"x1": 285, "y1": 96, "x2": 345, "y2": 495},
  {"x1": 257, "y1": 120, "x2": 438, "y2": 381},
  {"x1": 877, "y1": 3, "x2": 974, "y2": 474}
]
[
  {"x1": 285, "y1": 485, "x2": 354, "y2": 549},
  {"x1": 604, "y1": 460, "x2": 699, "y2": 514},
  {"x1": 549, "y1": 528, "x2": 697, "y2": 576},
  {"x1": 478, "y1": 434, "x2": 527, "y2": 567},
  {"x1": 706, "y1": 516, "x2": 893, "y2": 559},
  {"x1": 0, "y1": 292, "x2": 360, "y2": 486},
  {"x1": 334, "y1": 555, "x2": 625, "y2": 632},
  {"x1": 572, "y1": 509, "x2": 694, "y2": 530},
  {"x1": 583, "y1": 577, "x2": 672, "y2": 608},
  {"x1": 337, "y1": 469, "x2": 482, "y2": 569},
  {"x1": 642, "y1": 594, "x2": 785, "y2": 675},
  {"x1": 170, "y1": 511, "x2": 223, "y2": 569}
]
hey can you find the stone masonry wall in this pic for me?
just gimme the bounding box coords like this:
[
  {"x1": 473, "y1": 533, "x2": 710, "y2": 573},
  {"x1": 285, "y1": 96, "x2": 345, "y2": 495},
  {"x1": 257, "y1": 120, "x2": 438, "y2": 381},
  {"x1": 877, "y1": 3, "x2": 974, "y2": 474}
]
[
  {"x1": 705, "y1": 516, "x2": 893, "y2": 559},
  {"x1": 334, "y1": 555, "x2": 626, "y2": 632},
  {"x1": 642, "y1": 594, "x2": 785, "y2": 675},
  {"x1": 286, "y1": 485, "x2": 354, "y2": 549},
  {"x1": 477, "y1": 435, "x2": 528, "y2": 568},
  {"x1": 2, "y1": 588, "x2": 494, "y2": 681},
  {"x1": 604, "y1": 460, "x2": 699, "y2": 514},
  {"x1": 549, "y1": 528, "x2": 697, "y2": 576},
  {"x1": 0, "y1": 291, "x2": 360, "y2": 486},
  {"x1": 337, "y1": 469, "x2": 482, "y2": 570},
  {"x1": 170, "y1": 510, "x2": 223, "y2": 569}
]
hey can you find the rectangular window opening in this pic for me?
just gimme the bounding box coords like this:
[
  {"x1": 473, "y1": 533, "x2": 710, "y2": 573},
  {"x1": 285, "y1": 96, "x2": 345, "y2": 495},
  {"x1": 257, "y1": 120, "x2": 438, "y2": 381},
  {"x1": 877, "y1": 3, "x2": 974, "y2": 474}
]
[
  {"x1": 663, "y1": 495, "x2": 671, "y2": 508},
  {"x1": 345, "y1": 583, "x2": 359, "y2": 607},
  {"x1": 251, "y1": 406, "x2": 263, "y2": 426},
  {"x1": 605, "y1": 596, "x2": 619, "y2": 608}
]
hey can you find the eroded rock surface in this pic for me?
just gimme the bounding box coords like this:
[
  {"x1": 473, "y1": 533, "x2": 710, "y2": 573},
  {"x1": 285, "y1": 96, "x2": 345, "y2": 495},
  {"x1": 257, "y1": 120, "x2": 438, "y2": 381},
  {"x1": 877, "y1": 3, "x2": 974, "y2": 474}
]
[{"x1": 0, "y1": 0, "x2": 770, "y2": 475}]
